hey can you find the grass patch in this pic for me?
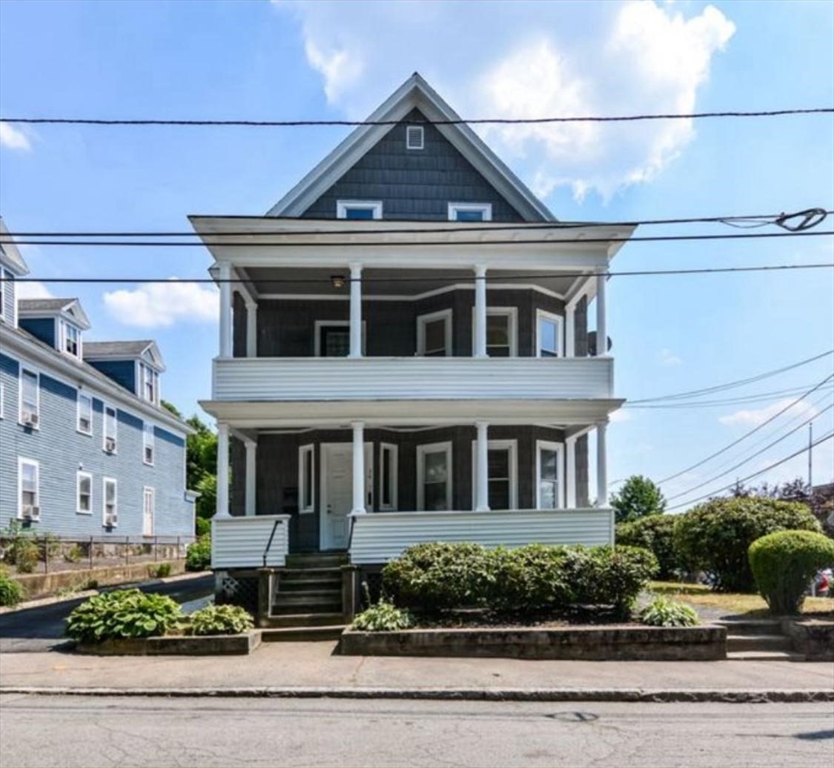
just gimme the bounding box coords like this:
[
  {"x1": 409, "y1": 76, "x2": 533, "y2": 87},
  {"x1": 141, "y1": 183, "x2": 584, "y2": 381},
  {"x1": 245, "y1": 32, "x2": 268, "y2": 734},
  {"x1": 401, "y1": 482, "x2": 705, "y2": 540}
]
[{"x1": 649, "y1": 581, "x2": 833, "y2": 618}]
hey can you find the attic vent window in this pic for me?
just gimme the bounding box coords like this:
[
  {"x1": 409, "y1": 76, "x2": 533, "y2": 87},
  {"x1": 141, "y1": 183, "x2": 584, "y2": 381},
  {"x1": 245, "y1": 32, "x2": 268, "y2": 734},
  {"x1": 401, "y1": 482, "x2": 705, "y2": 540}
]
[{"x1": 406, "y1": 125, "x2": 424, "y2": 150}]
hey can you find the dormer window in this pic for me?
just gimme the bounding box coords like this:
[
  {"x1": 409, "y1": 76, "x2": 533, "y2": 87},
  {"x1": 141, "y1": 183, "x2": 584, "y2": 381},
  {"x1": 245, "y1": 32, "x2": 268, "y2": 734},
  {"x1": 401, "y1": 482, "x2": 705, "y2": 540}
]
[
  {"x1": 406, "y1": 125, "x2": 424, "y2": 150},
  {"x1": 336, "y1": 200, "x2": 383, "y2": 220},
  {"x1": 61, "y1": 321, "x2": 81, "y2": 359},
  {"x1": 140, "y1": 362, "x2": 159, "y2": 405},
  {"x1": 448, "y1": 203, "x2": 492, "y2": 222}
]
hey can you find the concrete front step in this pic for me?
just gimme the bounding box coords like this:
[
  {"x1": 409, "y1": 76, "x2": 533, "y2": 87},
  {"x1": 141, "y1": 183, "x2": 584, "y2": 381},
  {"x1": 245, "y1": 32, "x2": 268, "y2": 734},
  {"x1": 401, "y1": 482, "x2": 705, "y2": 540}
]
[
  {"x1": 717, "y1": 619, "x2": 783, "y2": 636},
  {"x1": 727, "y1": 650, "x2": 805, "y2": 662},
  {"x1": 261, "y1": 625, "x2": 346, "y2": 642},
  {"x1": 278, "y1": 576, "x2": 342, "y2": 591},
  {"x1": 261, "y1": 612, "x2": 347, "y2": 629},
  {"x1": 727, "y1": 634, "x2": 793, "y2": 653},
  {"x1": 274, "y1": 591, "x2": 341, "y2": 605}
]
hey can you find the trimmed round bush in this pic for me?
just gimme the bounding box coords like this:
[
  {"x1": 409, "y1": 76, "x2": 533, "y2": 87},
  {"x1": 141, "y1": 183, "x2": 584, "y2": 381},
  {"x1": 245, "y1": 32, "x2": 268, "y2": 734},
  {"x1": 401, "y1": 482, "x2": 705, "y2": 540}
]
[
  {"x1": 616, "y1": 515, "x2": 681, "y2": 580},
  {"x1": 640, "y1": 595, "x2": 699, "y2": 627},
  {"x1": 65, "y1": 589, "x2": 182, "y2": 644},
  {"x1": 749, "y1": 530, "x2": 834, "y2": 615},
  {"x1": 185, "y1": 535, "x2": 211, "y2": 571},
  {"x1": 674, "y1": 497, "x2": 819, "y2": 592},
  {"x1": 189, "y1": 604, "x2": 253, "y2": 635},
  {"x1": 0, "y1": 571, "x2": 24, "y2": 607},
  {"x1": 490, "y1": 544, "x2": 575, "y2": 612}
]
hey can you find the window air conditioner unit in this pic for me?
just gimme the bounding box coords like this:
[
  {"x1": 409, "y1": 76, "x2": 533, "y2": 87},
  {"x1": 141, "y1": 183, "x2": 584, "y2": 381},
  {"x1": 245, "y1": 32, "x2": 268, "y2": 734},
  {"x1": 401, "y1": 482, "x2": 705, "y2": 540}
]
[
  {"x1": 23, "y1": 411, "x2": 39, "y2": 427},
  {"x1": 22, "y1": 505, "x2": 41, "y2": 522},
  {"x1": 105, "y1": 437, "x2": 117, "y2": 453},
  {"x1": 105, "y1": 511, "x2": 118, "y2": 527}
]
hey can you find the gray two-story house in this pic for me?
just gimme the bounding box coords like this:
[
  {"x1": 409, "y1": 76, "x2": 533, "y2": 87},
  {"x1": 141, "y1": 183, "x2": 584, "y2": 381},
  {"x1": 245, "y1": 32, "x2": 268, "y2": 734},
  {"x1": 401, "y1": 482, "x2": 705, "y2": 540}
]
[{"x1": 0, "y1": 218, "x2": 196, "y2": 541}]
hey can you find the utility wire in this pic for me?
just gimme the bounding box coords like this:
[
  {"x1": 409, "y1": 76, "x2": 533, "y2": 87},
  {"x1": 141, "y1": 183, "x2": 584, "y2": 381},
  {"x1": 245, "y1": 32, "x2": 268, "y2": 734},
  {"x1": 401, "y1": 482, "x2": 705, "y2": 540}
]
[
  {"x1": 626, "y1": 384, "x2": 834, "y2": 409},
  {"x1": 665, "y1": 404, "x2": 834, "y2": 502},
  {"x1": 628, "y1": 350, "x2": 834, "y2": 404},
  {"x1": 4, "y1": 263, "x2": 834, "y2": 286},
  {"x1": 4, "y1": 108, "x2": 833, "y2": 127},
  {"x1": 657, "y1": 375, "x2": 834, "y2": 485},
  {"x1": 666, "y1": 430, "x2": 834, "y2": 511},
  {"x1": 4, "y1": 208, "x2": 830, "y2": 238}
]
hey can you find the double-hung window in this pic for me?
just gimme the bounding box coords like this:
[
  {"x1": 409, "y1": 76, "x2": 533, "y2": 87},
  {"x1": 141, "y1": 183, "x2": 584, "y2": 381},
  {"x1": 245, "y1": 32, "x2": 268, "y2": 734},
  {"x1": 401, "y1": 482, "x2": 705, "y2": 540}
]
[
  {"x1": 103, "y1": 405, "x2": 117, "y2": 453},
  {"x1": 62, "y1": 322, "x2": 81, "y2": 358},
  {"x1": 379, "y1": 443, "x2": 398, "y2": 511},
  {"x1": 20, "y1": 369, "x2": 39, "y2": 426},
  {"x1": 143, "y1": 423, "x2": 155, "y2": 465},
  {"x1": 336, "y1": 200, "x2": 383, "y2": 220},
  {"x1": 140, "y1": 363, "x2": 159, "y2": 405},
  {"x1": 448, "y1": 203, "x2": 492, "y2": 222},
  {"x1": 536, "y1": 310, "x2": 562, "y2": 358},
  {"x1": 536, "y1": 441, "x2": 564, "y2": 510},
  {"x1": 19, "y1": 458, "x2": 40, "y2": 520},
  {"x1": 77, "y1": 392, "x2": 93, "y2": 434},
  {"x1": 298, "y1": 445, "x2": 315, "y2": 513},
  {"x1": 472, "y1": 308, "x2": 517, "y2": 357},
  {"x1": 417, "y1": 310, "x2": 452, "y2": 357},
  {"x1": 471, "y1": 440, "x2": 517, "y2": 510},
  {"x1": 417, "y1": 442, "x2": 452, "y2": 511},
  {"x1": 77, "y1": 471, "x2": 92, "y2": 514},
  {"x1": 103, "y1": 478, "x2": 118, "y2": 527}
]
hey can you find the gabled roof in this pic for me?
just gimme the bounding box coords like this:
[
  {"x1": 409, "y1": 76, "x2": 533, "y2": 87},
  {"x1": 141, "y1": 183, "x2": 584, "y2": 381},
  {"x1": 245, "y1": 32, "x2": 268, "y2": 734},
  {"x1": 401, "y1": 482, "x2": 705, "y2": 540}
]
[
  {"x1": 267, "y1": 72, "x2": 554, "y2": 222},
  {"x1": 83, "y1": 340, "x2": 166, "y2": 371},
  {"x1": 18, "y1": 297, "x2": 92, "y2": 330},
  {"x1": 0, "y1": 217, "x2": 30, "y2": 276}
]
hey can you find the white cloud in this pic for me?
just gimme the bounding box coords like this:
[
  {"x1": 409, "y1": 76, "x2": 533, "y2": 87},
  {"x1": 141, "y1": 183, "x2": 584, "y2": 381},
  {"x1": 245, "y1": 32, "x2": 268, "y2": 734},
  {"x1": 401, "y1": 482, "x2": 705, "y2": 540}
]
[
  {"x1": 0, "y1": 121, "x2": 31, "y2": 151},
  {"x1": 610, "y1": 409, "x2": 632, "y2": 423},
  {"x1": 659, "y1": 348, "x2": 683, "y2": 366},
  {"x1": 719, "y1": 397, "x2": 819, "y2": 427},
  {"x1": 15, "y1": 280, "x2": 54, "y2": 300},
  {"x1": 276, "y1": 0, "x2": 735, "y2": 201},
  {"x1": 103, "y1": 279, "x2": 218, "y2": 329}
]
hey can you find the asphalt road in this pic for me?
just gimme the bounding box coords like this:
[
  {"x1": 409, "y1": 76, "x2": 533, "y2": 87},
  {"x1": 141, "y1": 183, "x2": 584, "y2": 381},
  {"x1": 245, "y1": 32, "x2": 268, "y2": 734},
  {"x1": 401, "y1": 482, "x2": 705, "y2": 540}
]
[
  {"x1": 0, "y1": 575, "x2": 214, "y2": 653},
  {"x1": 0, "y1": 696, "x2": 831, "y2": 768}
]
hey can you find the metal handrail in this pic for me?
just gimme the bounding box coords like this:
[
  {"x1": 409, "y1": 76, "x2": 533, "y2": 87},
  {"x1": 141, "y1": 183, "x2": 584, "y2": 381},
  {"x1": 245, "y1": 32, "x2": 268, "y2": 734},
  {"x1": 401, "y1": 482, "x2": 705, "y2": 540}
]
[{"x1": 262, "y1": 519, "x2": 283, "y2": 567}]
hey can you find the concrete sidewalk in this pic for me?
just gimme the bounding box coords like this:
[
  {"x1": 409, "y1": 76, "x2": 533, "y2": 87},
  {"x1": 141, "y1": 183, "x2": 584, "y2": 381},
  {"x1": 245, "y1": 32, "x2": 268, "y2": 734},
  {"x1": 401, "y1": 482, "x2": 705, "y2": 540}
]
[{"x1": 1, "y1": 641, "x2": 832, "y2": 702}]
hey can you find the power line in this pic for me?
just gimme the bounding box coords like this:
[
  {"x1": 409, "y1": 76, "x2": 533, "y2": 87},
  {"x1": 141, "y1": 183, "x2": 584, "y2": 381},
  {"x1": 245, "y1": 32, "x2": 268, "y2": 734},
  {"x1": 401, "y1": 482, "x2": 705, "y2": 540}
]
[
  {"x1": 3, "y1": 230, "x2": 833, "y2": 247},
  {"x1": 4, "y1": 208, "x2": 830, "y2": 238},
  {"x1": 628, "y1": 350, "x2": 834, "y2": 405},
  {"x1": 657, "y1": 375, "x2": 834, "y2": 485},
  {"x1": 626, "y1": 384, "x2": 834, "y2": 409},
  {"x1": 665, "y1": 404, "x2": 834, "y2": 502},
  {"x1": 4, "y1": 263, "x2": 833, "y2": 286},
  {"x1": 666, "y1": 429, "x2": 834, "y2": 511},
  {"x1": 3, "y1": 108, "x2": 832, "y2": 127}
]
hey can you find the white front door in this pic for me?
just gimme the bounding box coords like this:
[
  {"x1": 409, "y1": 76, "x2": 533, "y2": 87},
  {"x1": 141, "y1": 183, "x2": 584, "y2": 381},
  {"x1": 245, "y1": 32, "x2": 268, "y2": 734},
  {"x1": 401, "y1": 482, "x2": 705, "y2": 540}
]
[
  {"x1": 320, "y1": 443, "x2": 373, "y2": 550},
  {"x1": 143, "y1": 488, "x2": 154, "y2": 536}
]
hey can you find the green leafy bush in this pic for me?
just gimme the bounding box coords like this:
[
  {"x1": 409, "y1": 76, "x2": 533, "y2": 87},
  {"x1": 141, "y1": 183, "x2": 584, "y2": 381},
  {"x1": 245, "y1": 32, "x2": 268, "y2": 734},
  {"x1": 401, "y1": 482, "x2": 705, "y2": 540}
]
[
  {"x1": 490, "y1": 544, "x2": 574, "y2": 612},
  {"x1": 188, "y1": 604, "x2": 253, "y2": 635},
  {"x1": 147, "y1": 563, "x2": 172, "y2": 579},
  {"x1": 1, "y1": 521, "x2": 40, "y2": 574},
  {"x1": 64, "y1": 544, "x2": 83, "y2": 564},
  {"x1": 616, "y1": 515, "x2": 682, "y2": 580},
  {"x1": 0, "y1": 571, "x2": 24, "y2": 607},
  {"x1": 353, "y1": 599, "x2": 415, "y2": 632},
  {"x1": 640, "y1": 595, "x2": 699, "y2": 627},
  {"x1": 749, "y1": 530, "x2": 834, "y2": 615},
  {"x1": 674, "y1": 497, "x2": 819, "y2": 592},
  {"x1": 185, "y1": 536, "x2": 211, "y2": 572},
  {"x1": 65, "y1": 589, "x2": 183, "y2": 644},
  {"x1": 195, "y1": 517, "x2": 211, "y2": 538}
]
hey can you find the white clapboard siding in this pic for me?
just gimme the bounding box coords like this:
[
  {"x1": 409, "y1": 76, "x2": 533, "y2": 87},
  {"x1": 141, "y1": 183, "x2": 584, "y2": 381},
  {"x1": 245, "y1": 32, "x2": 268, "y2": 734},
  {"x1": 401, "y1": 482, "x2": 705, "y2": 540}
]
[
  {"x1": 213, "y1": 357, "x2": 613, "y2": 401},
  {"x1": 212, "y1": 515, "x2": 291, "y2": 568},
  {"x1": 349, "y1": 509, "x2": 615, "y2": 565}
]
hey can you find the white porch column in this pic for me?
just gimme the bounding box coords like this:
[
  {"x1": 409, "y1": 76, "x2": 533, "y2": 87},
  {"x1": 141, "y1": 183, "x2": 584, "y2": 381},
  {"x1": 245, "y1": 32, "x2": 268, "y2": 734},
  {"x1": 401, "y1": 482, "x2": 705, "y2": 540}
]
[
  {"x1": 244, "y1": 438, "x2": 257, "y2": 516},
  {"x1": 245, "y1": 299, "x2": 258, "y2": 358},
  {"x1": 565, "y1": 303, "x2": 576, "y2": 358},
  {"x1": 352, "y1": 421, "x2": 366, "y2": 513},
  {"x1": 473, "y1": 265, "x2": 487, "y2": 358},
  {"x1": 475, "y1": 421, "x2": 490, "y2": 512},
  {"x1": 595, "y1": 274, "x2": 607, "y2": 357},
  {"x1": 566, "y1": 435, "x2": 577, "y2": 508},
  {"x1": 349, "y1": 263, "x2": 363, "y2": 358},
  {"x1": 596, "y1": 421, "x2": 608, "y2": 507},
  {"x1": 216, "y1": 422, "x2": 230, "y2": 518},
  {"x1": 218, "y1": 262, "x2": 233, "y2": 358}
]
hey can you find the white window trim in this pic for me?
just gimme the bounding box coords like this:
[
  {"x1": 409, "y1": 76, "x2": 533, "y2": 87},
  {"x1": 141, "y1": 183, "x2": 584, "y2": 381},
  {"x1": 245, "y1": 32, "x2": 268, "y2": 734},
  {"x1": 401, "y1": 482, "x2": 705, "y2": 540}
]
[
  {"x1": 143, "y1": 486, "x2": 155, "y2": 536},
  {"x1": 138, "y1": 362, "x2": 160, "y2": 405},
  {"x1": 406, "y1": 125, "x2": 424, "y2": 150},
  {"x1": 470, "y1": 439, "x2": 518, "y2": 511},
  {"x1": 102, "y1": 477, "x2": 118, "y2": 527},
  {"x1": 18, "y1": 457, "x2": 40, "y2": 521},
  {"x1": 336, "y1": 200, "x2": 383, "y2": 220},
  {"x1": 536, "y1": 309, "x2": 564, "y2": 358},
  {"x1": 417, "y1": 309, "x2": 453, "y2": 357},
  {"x1": 313, "y1": 320, "x2": 367, "y2": 357},
  {"x1": 298, "y1": 444, "x2": 315, "y2": 513},
  {"x1": 143, "y1": 422, "x2": 155, "y2": 466},
  {"x1": 536, "y1": 440, "x2": 565, "y2": 510},
  {"x1": 77, "y1": 471, "x2": 93, "y2": 515},
  {"x1": 416, "y1": 441, "x2": 453, "y2": 512},
  {"x1": 59, "y1": 319, "x2": 82, "y2": 360},
  {"x1": 77, "y1": 391, "x2": 93, "y2": 435},
  {"x1": 102, "y1": 403, "x2": 118, "y2": 454},
  {"x1": 18, "y1": 367, "x2": 40, "y2": 428},
  {"x1": 448, "y1": 202, "x2": 493, "y2": 222},
  {"x1": 470, "y1": 306, "x2": 518, "y2": 357},
  {"x1": 379, "y1": 443, "x2": 399, "y2": 511}
]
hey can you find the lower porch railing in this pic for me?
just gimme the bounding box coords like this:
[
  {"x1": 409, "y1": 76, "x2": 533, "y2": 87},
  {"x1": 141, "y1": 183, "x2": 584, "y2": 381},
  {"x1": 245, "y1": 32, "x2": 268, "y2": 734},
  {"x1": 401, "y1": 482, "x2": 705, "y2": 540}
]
[
  {"x1": 349, "y1": 508, "x2": 615, "y2": 565},
  {"x1": 211, "y1": 515, "x2": 291, "y2": 569}
]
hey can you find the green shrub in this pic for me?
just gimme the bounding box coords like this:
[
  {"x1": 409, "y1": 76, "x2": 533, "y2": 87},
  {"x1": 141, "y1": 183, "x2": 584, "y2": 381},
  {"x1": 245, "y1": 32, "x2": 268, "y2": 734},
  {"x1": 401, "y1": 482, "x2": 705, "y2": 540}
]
[
  {"x1": 147, "y1": 563, "x2": 172, "y2": 579},
  {"x1": 353, "y1": 599, "x2": 415, "y2": 632},
  {"x1": 0, "y1": 572, "x2": 24, "y2": 607},
  {"x1": 616, "y1": 515, "x2": 682, "y2": 580},
  {"x1": 749, "y1": 530, "x2": 834, "y2": 615},
  {"x1": 185, "y1": 536, "x2": 211, "y2": 571},
  {"x1": 674, "y1": 497, "x2": 819, "y2": 592},
  {"x1": 195, "y1": 517, "x2": 211, "y2": 538},
  {"x1": 188, "y1": 604, "x2": 253, "y2": 636},
  {"x1": 64, "y1": 544, "x2": 83, "y2": 564},
  {"x1": 490, "y1": 544, "x2": 575, "y2": 612},
  {"x1": 1, "y1": 520, "x2": 40, "y2": 574},
  {"x1": 65, "y1": 589, "x2": 183, "y2": 644},
  {"x1": 640, "y1": 595, "x2": 699, "y2": 627}
]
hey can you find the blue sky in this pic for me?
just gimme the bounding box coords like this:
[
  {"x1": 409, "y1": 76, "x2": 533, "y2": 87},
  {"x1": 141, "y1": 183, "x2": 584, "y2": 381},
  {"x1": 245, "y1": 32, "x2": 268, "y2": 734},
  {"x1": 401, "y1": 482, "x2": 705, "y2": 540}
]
[{"x1": 1, "y1": 0, "x2": 832, "y2": 505}]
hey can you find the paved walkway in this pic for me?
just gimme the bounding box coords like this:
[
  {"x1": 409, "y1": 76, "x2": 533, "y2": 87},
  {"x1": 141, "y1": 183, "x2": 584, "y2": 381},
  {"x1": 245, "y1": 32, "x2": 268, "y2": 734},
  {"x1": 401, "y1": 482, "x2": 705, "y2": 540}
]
[{"x1": 1, "y1": 641, "x2": 832, "y2": 699}]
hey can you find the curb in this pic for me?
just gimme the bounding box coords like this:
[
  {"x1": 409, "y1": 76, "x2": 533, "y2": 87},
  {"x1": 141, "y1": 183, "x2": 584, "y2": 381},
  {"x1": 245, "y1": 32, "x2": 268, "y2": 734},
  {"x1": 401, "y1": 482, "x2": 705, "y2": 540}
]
[{"x1": 1, "y1": 686, "x2": 832, "y2": 703}]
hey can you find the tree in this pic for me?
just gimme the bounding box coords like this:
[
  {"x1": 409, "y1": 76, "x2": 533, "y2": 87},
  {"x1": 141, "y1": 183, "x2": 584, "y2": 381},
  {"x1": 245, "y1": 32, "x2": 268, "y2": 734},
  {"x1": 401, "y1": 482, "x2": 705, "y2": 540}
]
[{"x1": 610, "y1": 475, "x2": 666, "y2": 524}]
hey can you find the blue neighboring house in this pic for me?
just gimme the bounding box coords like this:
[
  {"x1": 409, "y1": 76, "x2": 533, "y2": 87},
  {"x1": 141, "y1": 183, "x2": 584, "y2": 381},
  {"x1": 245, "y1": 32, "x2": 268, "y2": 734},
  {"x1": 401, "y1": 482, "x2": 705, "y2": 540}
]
[{"x1": 0, "y1": 217, "x2": 196, "y2": 540}]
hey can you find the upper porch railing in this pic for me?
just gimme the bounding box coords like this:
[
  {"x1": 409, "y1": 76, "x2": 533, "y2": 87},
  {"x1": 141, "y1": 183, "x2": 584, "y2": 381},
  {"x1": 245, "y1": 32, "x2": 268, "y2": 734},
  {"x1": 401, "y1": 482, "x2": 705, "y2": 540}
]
[{"x1": 212, "y1": 356, "x2": 614, "y2": 401}]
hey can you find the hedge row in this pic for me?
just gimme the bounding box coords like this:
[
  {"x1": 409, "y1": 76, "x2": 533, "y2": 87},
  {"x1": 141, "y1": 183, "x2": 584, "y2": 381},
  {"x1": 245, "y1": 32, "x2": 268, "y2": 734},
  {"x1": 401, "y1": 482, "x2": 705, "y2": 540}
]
[{"x1": 382, "y1": 543, "x2": 658, "y2": 619}]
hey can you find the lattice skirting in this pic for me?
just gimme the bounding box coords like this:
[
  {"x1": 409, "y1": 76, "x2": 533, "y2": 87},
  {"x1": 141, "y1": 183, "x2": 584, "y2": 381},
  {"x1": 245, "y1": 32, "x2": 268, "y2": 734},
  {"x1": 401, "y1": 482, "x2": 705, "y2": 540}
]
[{"x1": 215, "y1": 570, "x2": 259, "y2": 614}]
